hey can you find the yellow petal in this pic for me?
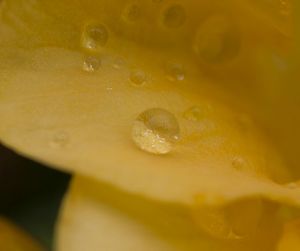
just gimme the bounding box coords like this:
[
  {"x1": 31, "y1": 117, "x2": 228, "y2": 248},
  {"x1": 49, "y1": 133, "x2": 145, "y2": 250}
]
[
  {"x1": 277, "y1": 219, "x2": 300, "y2": 251},
  {"x1": 56, "y1": 176, "x2": 283, "y2": 251},
  {"x1": 0, "y1": 216, "x2": 45, "y2": 251},
  {"x1": 239, "y1": 0, "x2": 292, "y2": 36},
  {"x1": 0, "y1": 0, "x2": 299, "y2": 206}
]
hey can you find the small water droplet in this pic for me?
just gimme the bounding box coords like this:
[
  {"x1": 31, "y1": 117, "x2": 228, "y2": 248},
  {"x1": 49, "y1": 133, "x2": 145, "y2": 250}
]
[
  {"x1": 183, "y1": 106, "x2": 203, "y2": 121},
  {"x1": 279, "y1": 0, "x2": 290, "y2": 16},
  {"x1": 193, "y1": 15, "x2": 240, "y2": 63},
  {"x1": 130, "y1": 70, "x2": 147, "y2": 86},
  {"x1": 50, "y1": 131, "x2": 69, "y2": 148},
  {"x1": 82, "y1": 23, "x2": 109, "y2": 51},
  {"x1": 122, "y1": 3, "x2": 141, "y2": 23},
  {"x1": 286, "y1": 182, "x2": 299, "y2": 189},
  {"x1": 82, "y1": 56, "x2": 101, "y2": 72},
  {"x1": 232, "y1": 156, "x2": 247, "y2": 170},
  {"x1": 112, "y1": 57, "x2": 125, "y2": 69},
  {"x1": 165, "y1": 61, "x2": 185, "y2": 81},
  {"x1": 132, "y1": 108, "x2": 180, "y2": 154},
  {"x1": 162, "y1": 4, "x2": 186, "y2": 28}
]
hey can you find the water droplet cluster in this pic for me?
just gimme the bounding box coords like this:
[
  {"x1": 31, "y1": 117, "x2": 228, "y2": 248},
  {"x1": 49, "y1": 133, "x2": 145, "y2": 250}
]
[{"x1": 77, "y1": 3, "x2": 246, "y2": 157}]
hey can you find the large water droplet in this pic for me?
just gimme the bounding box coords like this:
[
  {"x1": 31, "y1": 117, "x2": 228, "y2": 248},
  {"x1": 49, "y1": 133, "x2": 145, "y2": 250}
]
[
  {"x1": 82, "y1": 23, "x2": 109, "y2": 51},
  {"x1": 162, "y1": 4, "x2": 186, "y2": 28},
  {"x1": 132, "y1": 108, "x2": 180, "y2": 154},
  {"x1": 165, "y1": 61, "x2": 185, "y2": 81},
  {"x1": 82, "y1": 56, "x2": 101, "y2": 72},
  {"x1": 193, "y1": 15, "x2": 240, "y2": 63},
  {"x1": 130, "y1": 70, "x2": 147, "y2": 86}
]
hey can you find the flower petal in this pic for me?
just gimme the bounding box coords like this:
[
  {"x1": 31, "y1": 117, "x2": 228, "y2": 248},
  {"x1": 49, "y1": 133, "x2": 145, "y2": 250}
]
[
  {"x1": 0, "y1": 216, "x2": 45, "y2": 251},
  {"x1": 0, "y1": 0, "x2": 298, "y2": 206},
  {"x1": 56, "y1": 176, "x2": 283, "y2": 251},
  {"x1": 277, "y1": 219, "x2": 300, "y2": 251}
]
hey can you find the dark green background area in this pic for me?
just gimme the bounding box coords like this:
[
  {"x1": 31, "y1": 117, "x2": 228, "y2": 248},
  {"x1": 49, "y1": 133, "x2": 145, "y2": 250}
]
[{"x1": 0, "y1": 144, "x2": 70, "y2": 250}]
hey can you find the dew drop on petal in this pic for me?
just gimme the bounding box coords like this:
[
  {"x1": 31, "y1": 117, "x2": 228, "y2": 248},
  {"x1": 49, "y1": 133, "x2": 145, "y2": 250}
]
[
  {"x1": 82, "y1": 23, "x2": 109, "y2": 51},
  {"x1": 227, "y1": 199, "x2": 263, "y2": 239},
  {"x1": 165, "y1": 61, "x2": 185, "y2": 81},
  {"x1": 132, "y1": 108, "x2": 180, "y2": 154},
  {"x1": 279, "y1": 0, "x2": 291, "y2": 16},
  {"x1": 50, "y1": 131, "x2": 69, "y2": 148},
  {"x1": 183, "y1": 106, "x2": 203, "y2": 122},
  {"x1": 162, "y1": 4, "x2": 186, "y2": 28},
  {"x1": 112, "y1": 57, "x2": 125, "y2": 69},
  {"x1": 122, "y1": 2, "x2": 141, "y2": 23},
  {"x1": 130, "y1": 69, "x2": 147, "y2": 86},
  {"x1": 193, "y1": 199, "x2": 262, "y2": 240},
  {"x1": 286, "y1": 182, "x2": 299, "y2": 189},
  {"x1": 82, "y1": 56, "x2": 101, "y2": 72},
  {"x1": 232, "y1": 156, "x2": 247, "y2": 170},
  {"x1": 193, "y1": 15, "x2": 240, "y2": 63}
]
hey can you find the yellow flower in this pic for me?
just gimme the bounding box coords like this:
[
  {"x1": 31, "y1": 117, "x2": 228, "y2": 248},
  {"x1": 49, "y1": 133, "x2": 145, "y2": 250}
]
[{"x1": 0, "y1": 0, "x2": 299, "y2": 250}]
